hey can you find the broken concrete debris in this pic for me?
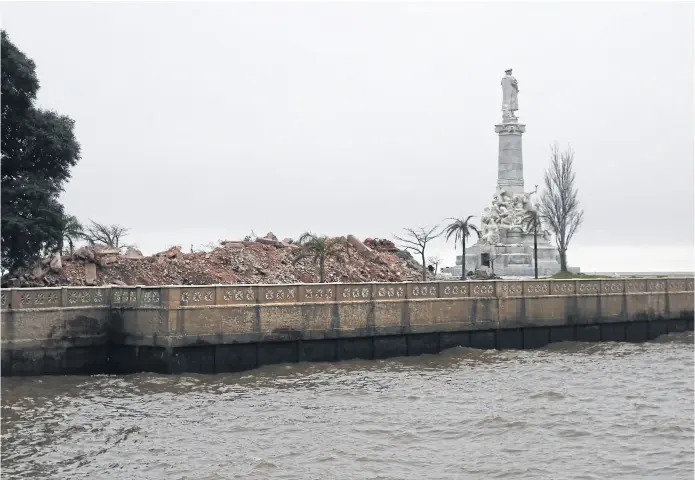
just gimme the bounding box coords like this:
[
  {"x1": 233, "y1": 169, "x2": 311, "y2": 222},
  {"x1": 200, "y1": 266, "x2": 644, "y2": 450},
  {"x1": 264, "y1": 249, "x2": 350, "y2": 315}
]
[
  {"x1": 84, "y1": 263, "x2": 97, "y2": 286},
  {"x1": 49, "y1": 254, "x2": 62, "y2": 273},
  {"x1": 2, "y1": 233, "x2": 433, "y2": 288}
]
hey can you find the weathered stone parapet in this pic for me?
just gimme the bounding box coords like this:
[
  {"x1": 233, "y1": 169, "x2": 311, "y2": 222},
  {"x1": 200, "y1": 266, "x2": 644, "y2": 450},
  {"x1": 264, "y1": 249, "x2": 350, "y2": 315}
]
[
  {"x1": 2, "y1": 278, "x2": 693, "y2": 376},
  {"x1": 2, "y1": 279, "x2": 693, "y2": 311}
]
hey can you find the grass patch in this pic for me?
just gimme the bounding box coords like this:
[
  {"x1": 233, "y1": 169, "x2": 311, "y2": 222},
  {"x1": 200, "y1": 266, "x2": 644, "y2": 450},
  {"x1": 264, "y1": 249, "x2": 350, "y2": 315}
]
[
  {"x1": 548, "y1": 272, "x2": 670, "y2": 279},
  {"x1": 549, "y1": 271, "x2": 610, "y2": 279}
]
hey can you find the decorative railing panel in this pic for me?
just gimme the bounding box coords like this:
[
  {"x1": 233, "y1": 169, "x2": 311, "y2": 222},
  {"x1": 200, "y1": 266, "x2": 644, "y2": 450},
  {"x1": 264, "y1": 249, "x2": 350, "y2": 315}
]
[
  {"x1": 338, "y1": 284, "x2": 372, "y2": 301},
  {"x1": 625, "y1": 279, "x2": 647, "y2": 293},
  {"x1": 373, "y1": 283, "x2": 406, "y2": 300},
  {"x1": 299, "y1": 284, "x2": 336, "y2": 303},
  {"x1": 140, "y1": 288, "x2": 162, "y2": 307},
  {"x1": 218, "y1": 285, "x2": 257, "y2": 305},
  {"x1": 180, "y1": 287, "x2": 216, "y2": 306},
  {"x1": 551, "y1": 280, "x2": 575, "y2": 295},
  {"x1": 498, "y1": 282, "x2": 523, "y2": 297},
  {"x1": 440, "y1": 283, "x2": 469, "y2": 298},
  {"x1": 647, "y1": 279, "x2": 667, "y2": 293},
  {"x1": 577, "y1": 281, "x2": 600, "y2": 295},
  {"x1": 525, "y1": 281, "x2": 550, "y2": 296},
  {"x1": 408, "y1": 283, "x2": 438, "y2": 299},
  {"x1": 601, "y1": 280, "x2": 625, "y2": 294},
  {"x1": 113, "y1": 288, "x2": 138, "y2": 307},
  {"x1": 65, "y1": 288, "x2": 109, "y2": 307},
  {"x1": 470, "y1": 282, "x2": 496, "y2": 297},
  {"x1": 667, "y1": 279, "x2": 687, "y2": 292},
  {"x1": 16, "y1": 288, "x2": 62, "y2": 309},
  {"x1": 0, "y1": 277, "x2": 692, "y2": 311},
  {"x1": 258, "y1": 285, "x2": 298, "y2": 304}
]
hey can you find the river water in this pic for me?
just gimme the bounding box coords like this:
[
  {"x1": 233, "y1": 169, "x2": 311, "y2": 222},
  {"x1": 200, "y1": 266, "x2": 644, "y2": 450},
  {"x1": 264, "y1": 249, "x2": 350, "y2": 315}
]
[{"x1": 2, "y1": 332, "x2": 693, "y2": 480}]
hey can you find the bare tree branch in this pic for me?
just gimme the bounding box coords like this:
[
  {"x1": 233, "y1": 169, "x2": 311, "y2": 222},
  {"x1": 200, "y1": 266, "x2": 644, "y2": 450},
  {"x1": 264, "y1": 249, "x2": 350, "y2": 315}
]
[
  {"x1": 394, "y1": 225, "x2": 441, "y2": 281},
  {"x1": 538, "y1": 142, "x2": 584, "y2": 272},
  {"x1": 82, "y1": 220, "x2": 129, "y2": 248}
]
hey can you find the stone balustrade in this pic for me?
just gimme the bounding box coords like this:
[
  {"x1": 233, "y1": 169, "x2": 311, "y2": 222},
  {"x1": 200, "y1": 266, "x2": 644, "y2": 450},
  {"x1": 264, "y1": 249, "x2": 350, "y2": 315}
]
[
  {"x1": 1, "y1": 278, "x2": 693, "y2": 377},
  {"x1": 2, "y1": 278, "x2": 692, "y2": 310}
]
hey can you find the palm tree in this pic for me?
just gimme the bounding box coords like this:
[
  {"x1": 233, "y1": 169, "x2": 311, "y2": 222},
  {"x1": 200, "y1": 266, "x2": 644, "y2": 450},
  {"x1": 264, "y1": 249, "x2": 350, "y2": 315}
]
[
  {"x1": 443, "y1": 216, "x2": 480, "y2": 280},
  {"x1": 521, "y1": 208, "x2": 543, "y2": 279},
  {"x1": 293, "y1": 232, "x2": 345, "y2": 283},
  {"x1": 60, "y1": 214, "x2": 84, "y2": 255}
]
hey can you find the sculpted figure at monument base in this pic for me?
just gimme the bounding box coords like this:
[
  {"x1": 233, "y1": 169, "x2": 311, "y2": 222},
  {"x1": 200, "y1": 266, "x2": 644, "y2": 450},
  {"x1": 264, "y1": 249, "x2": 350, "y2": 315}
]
[{"x1": 480, "y1": 186, "x2": 539, "y2": 242}]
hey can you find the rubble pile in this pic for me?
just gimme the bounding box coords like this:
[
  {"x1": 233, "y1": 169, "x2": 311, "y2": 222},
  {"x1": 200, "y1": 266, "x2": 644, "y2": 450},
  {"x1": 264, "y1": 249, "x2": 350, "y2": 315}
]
[
  {"x1": 363, "y1": 238, "x2": 398, "y2": 252},
  {"x1": 466, "y1": 268, "x2": 502, "y2": 280},
  {"x1": 3, "y1": 233, "x2": 428, "y2": 287}
]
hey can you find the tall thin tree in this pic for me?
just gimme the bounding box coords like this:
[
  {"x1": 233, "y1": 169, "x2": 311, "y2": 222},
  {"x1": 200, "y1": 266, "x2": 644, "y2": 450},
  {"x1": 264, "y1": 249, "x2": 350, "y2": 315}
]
[
  {"x1": 521, "y1": 208, "x2": 542, "y2": 279},
  {"x1": 539, "y1": 143, "x2": 584, "y2": 272},
  {"x1": 443, "y1": 216, "x2": 480, "y2": 280},
  {"x1": 394, "y1": 226, "x2": 442, "y2": 281}
]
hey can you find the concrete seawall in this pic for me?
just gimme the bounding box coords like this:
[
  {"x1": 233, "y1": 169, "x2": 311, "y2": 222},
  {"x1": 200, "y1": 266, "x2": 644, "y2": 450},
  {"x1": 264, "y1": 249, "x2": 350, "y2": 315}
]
[{"x1": 1, "y1": 278, "x2": 693, "y2": 376}]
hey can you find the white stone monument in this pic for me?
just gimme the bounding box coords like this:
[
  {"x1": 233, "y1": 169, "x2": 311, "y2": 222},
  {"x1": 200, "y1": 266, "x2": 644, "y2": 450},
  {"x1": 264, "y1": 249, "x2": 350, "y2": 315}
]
[{"x1": 456, "y1": 69, "x2": 562, "y2": 277}]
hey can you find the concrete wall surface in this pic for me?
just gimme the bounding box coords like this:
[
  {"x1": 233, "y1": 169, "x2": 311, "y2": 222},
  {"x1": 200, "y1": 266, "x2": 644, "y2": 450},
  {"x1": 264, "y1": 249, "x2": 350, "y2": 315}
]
[{"x1": 2, "y1": 278, "x2": 693, "y2": 376}]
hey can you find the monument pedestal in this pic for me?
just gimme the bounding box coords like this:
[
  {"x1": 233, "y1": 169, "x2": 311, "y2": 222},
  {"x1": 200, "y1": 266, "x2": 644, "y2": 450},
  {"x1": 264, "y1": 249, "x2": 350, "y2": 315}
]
[
  {"x1": 495, "y1": 118, "x2": 525, "y2": 196},
  {"x1": 461, "y1": 236, "x2": 561, "y2": 278}
]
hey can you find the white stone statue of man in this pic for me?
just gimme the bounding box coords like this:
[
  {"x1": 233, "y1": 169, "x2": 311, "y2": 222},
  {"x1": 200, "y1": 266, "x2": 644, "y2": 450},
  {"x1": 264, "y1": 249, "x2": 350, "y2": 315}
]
[{"x1": 501, "y1": 68, "x2": 519, "y2": 117}]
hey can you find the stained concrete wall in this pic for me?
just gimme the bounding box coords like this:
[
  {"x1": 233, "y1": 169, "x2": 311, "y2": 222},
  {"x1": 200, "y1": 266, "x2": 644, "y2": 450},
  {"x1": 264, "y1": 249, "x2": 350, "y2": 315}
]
[{"x1": 2, "y1": 278, "x2": 693, "y2": 376}]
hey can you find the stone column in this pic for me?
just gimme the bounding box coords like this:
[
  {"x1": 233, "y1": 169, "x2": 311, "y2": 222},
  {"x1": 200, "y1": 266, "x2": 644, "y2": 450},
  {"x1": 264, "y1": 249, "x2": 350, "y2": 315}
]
[{"x1": 494, "y1": 119, "x2": 526, "y2": 195}]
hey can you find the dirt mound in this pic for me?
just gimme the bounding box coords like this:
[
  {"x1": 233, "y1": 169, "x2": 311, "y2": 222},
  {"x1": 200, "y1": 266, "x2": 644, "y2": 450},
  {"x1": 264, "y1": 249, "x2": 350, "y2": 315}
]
[{"x1": 4, "y1": 236, "x2": 427, "y2": 287}]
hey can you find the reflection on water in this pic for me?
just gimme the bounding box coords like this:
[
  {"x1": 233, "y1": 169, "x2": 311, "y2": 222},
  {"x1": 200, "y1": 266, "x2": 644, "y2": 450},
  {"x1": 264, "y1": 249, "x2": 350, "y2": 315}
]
[{"x1": 2, "y1": 332, "x2": 693, "y2": 479}]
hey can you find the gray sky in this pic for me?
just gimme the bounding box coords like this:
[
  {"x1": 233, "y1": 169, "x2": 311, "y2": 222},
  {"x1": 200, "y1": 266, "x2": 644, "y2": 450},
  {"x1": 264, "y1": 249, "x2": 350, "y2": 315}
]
[{"x1": 2, "y1": 2, "x2": 693, "y2": 271}]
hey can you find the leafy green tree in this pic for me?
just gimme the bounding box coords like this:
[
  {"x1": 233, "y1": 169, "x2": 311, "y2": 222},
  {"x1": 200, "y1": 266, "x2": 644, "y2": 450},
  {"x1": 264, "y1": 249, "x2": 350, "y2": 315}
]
[
  {"x1": 1, "y1": 30, "x2": 80, "y2": 272},
  {"x1": 60, "y1": 214, "x2": 84, "y2": 255},
  {"x1": 443, "y1": 215, "x2": 480, "y2": 280},
  {"x1": 293, "y1": 232, "x2": 345, "y2": 282}
]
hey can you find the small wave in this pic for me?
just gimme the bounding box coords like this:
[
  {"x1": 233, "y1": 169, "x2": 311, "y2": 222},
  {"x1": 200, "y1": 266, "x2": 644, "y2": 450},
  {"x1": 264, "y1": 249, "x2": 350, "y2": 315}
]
[
  {"x1": 641, "y1": 424, "x2": 691, "y2": 434},
  {"x1": 649, "y1": 331, "x2": 693, "y2": 344},
  {"x1": 475, "y1": 414, "x2": 529, "y2": 430},
  {"x1": 541, "y1": 342, "x2": 617, "y2": 355},
  {"x1": 529, "y1": 390, "x2": 566, "y2": 400},
  {"x1": 556, "y1": 428, "x2": 592, "y2": 438},
  {"x1": 251, "y1": 460, "x2": 278, "y2": 470}
]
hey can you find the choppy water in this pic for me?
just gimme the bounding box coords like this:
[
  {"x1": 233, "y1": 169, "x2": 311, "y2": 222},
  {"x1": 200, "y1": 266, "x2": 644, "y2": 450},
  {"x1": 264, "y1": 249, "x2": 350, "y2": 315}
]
[{"x1": 2, "y1": 333, "x2": 693, "y2": 480}]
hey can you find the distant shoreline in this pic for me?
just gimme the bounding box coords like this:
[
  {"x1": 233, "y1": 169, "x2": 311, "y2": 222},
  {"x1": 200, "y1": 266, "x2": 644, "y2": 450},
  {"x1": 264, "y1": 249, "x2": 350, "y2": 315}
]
[{"x1": 583, "y1": 272, "x2": 694, "y2": 277}]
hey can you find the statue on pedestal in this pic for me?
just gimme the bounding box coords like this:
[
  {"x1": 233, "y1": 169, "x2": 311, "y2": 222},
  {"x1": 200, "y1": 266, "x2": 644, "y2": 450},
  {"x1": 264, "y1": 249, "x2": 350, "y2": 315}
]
[
  {"x1": 501, "y1": 69, "x2": 519, "y2": 119},
  {"x1": 459, "y1": 70, "x2": 562, "y2": 277}
]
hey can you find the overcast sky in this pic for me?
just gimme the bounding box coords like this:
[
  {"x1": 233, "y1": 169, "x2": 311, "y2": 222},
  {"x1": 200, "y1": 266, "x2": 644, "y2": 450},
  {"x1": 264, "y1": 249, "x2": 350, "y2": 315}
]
[{"x1": 1, "y1": 2, "x2": 693, "y2": 271}]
